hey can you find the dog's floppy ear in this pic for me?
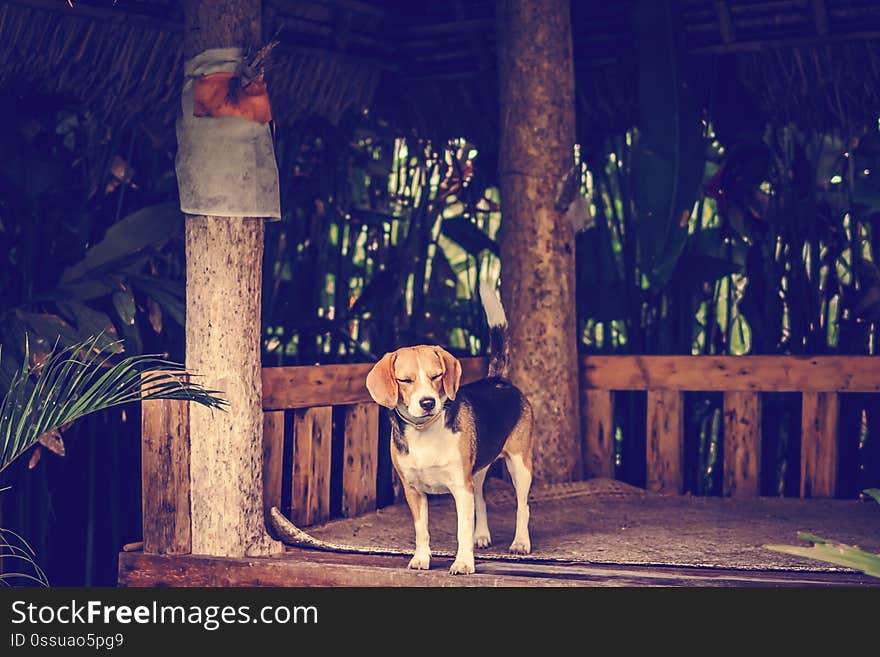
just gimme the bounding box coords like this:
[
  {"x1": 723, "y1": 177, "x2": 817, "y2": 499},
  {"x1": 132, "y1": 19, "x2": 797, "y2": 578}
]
[
  {"x1": 435, "y1": 347, "x2": 462, "y2": 401},
  {"x1": 366, "y1": 351, "x2": 399, "y2": 408}
]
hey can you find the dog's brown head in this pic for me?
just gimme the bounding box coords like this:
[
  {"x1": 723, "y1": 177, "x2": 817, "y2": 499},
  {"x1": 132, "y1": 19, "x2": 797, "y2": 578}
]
[{"x1": 366, "y1": 346, "x2": 461, "y2": 418}]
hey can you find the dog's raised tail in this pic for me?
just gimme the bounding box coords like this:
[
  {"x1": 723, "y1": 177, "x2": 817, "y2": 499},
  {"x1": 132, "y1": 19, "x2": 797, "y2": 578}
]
[{"x1": 479, "y1": 280, "x2": 510, "y2": 378}]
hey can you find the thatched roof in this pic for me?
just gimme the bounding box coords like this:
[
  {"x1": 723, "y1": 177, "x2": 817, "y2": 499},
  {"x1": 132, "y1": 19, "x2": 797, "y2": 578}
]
[{"x1": 2, "y1": 0, "x2": 880, "y2": 149}]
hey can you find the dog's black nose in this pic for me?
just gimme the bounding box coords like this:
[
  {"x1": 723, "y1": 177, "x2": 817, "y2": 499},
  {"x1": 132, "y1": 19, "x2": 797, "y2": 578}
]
[{"x1": 419, "y1": 397, "x2": 436, "y2": 411}]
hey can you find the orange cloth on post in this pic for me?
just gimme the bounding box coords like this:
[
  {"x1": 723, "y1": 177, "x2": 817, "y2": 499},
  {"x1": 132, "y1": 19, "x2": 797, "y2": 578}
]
[{"x1": 192, "y1": 72, "x2": 272, "y2": 124}]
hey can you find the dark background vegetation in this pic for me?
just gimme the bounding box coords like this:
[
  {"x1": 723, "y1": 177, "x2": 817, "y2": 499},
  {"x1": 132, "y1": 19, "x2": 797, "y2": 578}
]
[{"x1": 2, "y1": 0, "x2": 880, "y2": 585}]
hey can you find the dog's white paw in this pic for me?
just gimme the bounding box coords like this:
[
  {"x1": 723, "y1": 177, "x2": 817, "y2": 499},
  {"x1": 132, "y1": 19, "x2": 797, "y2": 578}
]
[
  {"x1": 449, "y1": 558, "x2": 475, "y2": 575},
  {"x1": 474, "y1": 532, "x2": 492, "y2": 549},
  {"x1": 508, "y1": 539, "x2": 531, "y2": 555},
  {"x1": 408, "y1": 552, "x2": 431, "y2": 570}
]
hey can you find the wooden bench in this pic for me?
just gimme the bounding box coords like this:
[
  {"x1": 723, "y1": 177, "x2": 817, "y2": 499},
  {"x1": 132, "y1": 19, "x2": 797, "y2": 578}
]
[{"x1": 140, "y1": 355, "x2": 880, "y2": 555}]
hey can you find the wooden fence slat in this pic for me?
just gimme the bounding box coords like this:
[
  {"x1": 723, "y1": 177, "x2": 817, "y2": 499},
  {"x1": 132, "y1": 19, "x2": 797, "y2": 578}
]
[
  {"x1": 801, "y1": 392, "x2": 839, "y2": 498},
  {"x1": 290, "y1": 406, "x2": 334, "y2": 526},
  {"x1": 582, "y1": 390, "x2": 615, "y2": 479},
  {"x1": 723, "y1": 391, "x2": 762, "y2": 496},
  {"x1": 141, "y1": 392, "x2": 191, "y2": 555},
  {"x1": 263, "y1": 357, "x2": 488, "y2": 410},
  {"x1": 646, "y1": 390, "x2": 684, "y2": 494},
  {"x1": 262, "y1": 411, "x2": 285, "y2": 515},
  {"x1": 583, "y1": 355, "x2": 880, "y2": 393},
  {"x1": 341, "y1": 402, "x2": 380, "y2": 518}
]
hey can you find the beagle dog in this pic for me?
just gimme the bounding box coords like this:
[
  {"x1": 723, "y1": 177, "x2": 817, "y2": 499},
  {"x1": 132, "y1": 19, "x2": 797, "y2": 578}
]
[{"x1": 366, "y1": 282, "x2": 534, "y2": 575}]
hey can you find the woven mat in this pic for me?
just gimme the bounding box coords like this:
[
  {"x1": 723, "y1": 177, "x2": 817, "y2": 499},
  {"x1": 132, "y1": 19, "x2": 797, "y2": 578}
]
[{"x1": 302, "y1": 478, "x2": 880, "y2": 571}]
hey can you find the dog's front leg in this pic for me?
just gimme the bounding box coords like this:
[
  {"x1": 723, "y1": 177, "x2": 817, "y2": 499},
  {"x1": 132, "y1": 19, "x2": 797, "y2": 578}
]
[
  {"x1": 449, "y1": 484, "x2": 476, "y2": 574},
  {"x1": 402, "y1": 482, "x2": 431, "y2": 570}
]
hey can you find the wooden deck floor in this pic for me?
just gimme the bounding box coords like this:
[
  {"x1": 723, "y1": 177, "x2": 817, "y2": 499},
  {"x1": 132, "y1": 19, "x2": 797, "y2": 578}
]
[
  {"x1": 119, "y1": 479, "x2": 880, "y2": 587},
  {"x1": 118, "y1": 547, "x2": 876, "y2": 587}
]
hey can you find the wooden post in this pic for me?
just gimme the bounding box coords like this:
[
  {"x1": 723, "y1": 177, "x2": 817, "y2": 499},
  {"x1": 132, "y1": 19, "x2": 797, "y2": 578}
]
[
  {"x1": 723, "y1": 392, "x2": 762, "y2": 496},
  {"x1": 582, "y1": 390, "x2": 615, "y2": 479},
  {"x1": 141, "y1": 393, "x2": 191, "y2": 555},
  {"x1": 182, "y1": 0, "x2": 278, "y2": 556},
  {"x1": 646, "y1": 390, "x2": 684, "y2": 493},
  {"x1": 262, "y1": 411, "x2": 285, "y2": 515},
  {"x1": 497, "y1": 0, "x2": 582, "y2": 483},
  {"x1": 291, "y1": 406, "x2": 334, "y2": 526},
  {"x1": 341, "y1": 402, "x2": 380, "y2": 518},
  {"x1": 801, "y1": 392, "x2": 839, "y2": 498}
]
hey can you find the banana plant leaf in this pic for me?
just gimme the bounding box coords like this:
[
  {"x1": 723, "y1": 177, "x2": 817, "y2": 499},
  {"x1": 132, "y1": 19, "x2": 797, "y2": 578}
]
[
  {"x1": 54, "y1": 300, "x2": 121, "y2": 353},
  {"x1": 15, "y1": 311, "x2": 80, "y2": 348},
  {"x1": 441, "y1": 216, "x2": 499, "y2": 256},
  {"x1": 128, "y1": 275, "x2": 186, "y2": 327},
  {"x1": 60, "y1": 203, "x2": 182, "y2": 285},
  {"x1": 578, "y1": 282, "x2": 630, "y2": 322},
  {"x1": 575, "y1": 222, "x2": 627, "y2": 322},
  {"x1": 672, "y1": 253, "x2": 743, "y2": 288},
  {"x1": 112, "y1": 288, "x2": 137, "y2": 326},
  {"x1": 632, "y1": 0, "x2": 706, "y2": 287}
]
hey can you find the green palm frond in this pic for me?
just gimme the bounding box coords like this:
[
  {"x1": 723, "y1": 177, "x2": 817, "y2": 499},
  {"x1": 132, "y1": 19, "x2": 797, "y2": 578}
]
[
  {"x1": 0, "y1": 334, "x2": 226, "y2": 475},
  {"x1": 0, "y1": 487, "x2": 49, "y2": 587}
]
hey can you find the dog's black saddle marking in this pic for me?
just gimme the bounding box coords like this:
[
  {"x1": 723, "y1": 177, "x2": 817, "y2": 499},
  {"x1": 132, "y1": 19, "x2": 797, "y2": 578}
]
[{"x1": 446, "y1": 376, "x2": 524, "y2": 472}]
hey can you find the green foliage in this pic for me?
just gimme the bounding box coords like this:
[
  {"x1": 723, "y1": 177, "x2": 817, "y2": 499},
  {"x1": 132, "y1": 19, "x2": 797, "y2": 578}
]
[
  {"x1": 765, "y1": 490, "x2": 880, "y2": 578},
  {"x1": 0, "y1": 335, "x2": 225, "y2": 477},
  {"x1": 264, "y1": 122, "x2": 501, "y2": 364},
  {"x1": 0, "y1": 102, "x2": 187, "y2": 395},
  {"x1": 766, "y1": 536, "x2": 880, "y2": 579},
  {"x1": 632, "y1": 0, "x2": 707, "y2": 288},
  {"x1": 0, "y1": 508, "x2": 49, "y2": 587},
  {"x1": 0, "y1": 335, "x2": 224, "y2": 586}
]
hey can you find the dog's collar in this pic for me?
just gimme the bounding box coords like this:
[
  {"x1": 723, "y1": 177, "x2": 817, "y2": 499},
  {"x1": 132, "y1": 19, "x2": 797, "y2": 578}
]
[{"x1": 395, "y1": 407, "x2": 444, "y2": 430}]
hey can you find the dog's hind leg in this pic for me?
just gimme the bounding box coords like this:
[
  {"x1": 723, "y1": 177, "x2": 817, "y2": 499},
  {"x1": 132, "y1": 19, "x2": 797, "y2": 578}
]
[
  {"x1": 473, "y1": 465, "x2": 492, "y2": 548},
  {"x1": 503, "y1": 452, "x2": 532, "y2": 554}
]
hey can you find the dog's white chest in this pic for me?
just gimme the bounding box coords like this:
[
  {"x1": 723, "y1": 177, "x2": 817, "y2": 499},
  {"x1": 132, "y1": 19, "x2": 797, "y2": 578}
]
[{"x1": 396, "y1": 423, "x2": 465, "y2": 495}]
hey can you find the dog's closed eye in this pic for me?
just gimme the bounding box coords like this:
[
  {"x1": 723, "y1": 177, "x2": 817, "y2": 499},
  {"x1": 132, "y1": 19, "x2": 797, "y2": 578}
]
[{"x1": 396, "y1": 378, "x2": 414, "y2": 384}]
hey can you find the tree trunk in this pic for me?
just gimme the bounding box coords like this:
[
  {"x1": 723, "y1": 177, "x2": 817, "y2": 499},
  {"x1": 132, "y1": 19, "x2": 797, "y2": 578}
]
[
  {"x1": 497, "y1": 0, "x2": 582, "y2": 483},
  {"x1": 182, "y1": 0, "x2": 278, "y2": 556}
]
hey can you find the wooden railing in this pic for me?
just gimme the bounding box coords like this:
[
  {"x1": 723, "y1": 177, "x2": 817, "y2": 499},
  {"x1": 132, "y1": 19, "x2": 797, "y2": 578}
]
[
  {"x1": 582, "y1": 355, "x2": 880, "y2": 497},
  {"x1": 140, "y1": 354, "x2": 880, "y2": 555}
]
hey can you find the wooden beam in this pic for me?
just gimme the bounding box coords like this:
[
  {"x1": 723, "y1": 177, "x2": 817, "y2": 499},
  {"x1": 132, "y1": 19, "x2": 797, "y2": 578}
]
[
  {"x1": 118, "y1": 548, "x2": 876, "y2": 587},
  {"x1": 263, "y1": 357, "x2": 487, "y2": 410},
  {"x1": 582, "y1": 390, "x2": 615, "y2": 479},
  {"x1": 714, "y1": 0, "x2": 736, "y2": 43},
  {"x1": 801, "y1": 392, "x2": 839, "y2": 498},
  {"x1": 582, "y1": 356, "x2": 880, "y2": 393},
  {"x1": 263, "y1": 354, "x2": 880, "y2": 412},
  {"x1": 141, "y1": 390, "x2": 191, "y2": 555},
  {"x1": 646, "y1": 390, "x2": 684, "y2": 494},
  {"x1": 118, "y1": 550, "x2": 582, "y2": 587},
  {"x1": 7, "y1": 0, "x2": 182, "y2": 32},
  {"x1": 723, "y1": 392, "x2": 762, "y2": 496},
  {"x1": 291, "y1": 406, "x2": 334, "y2": 526},
  {"x1": 292, "y1": 0, "x2": 388, "y2": 21},
  {"x1": 397, "y1": 17, "x2": 494, "y2": 38},
  {"x1": 341, "y1": 402, "x2": 379, "y2": 518},
  {"x1": 812, "y1": 0, "x2": 829, "y2": 36},
  {"x1": 690, "y1": 30, "x2": 880, "y2": 55}
]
